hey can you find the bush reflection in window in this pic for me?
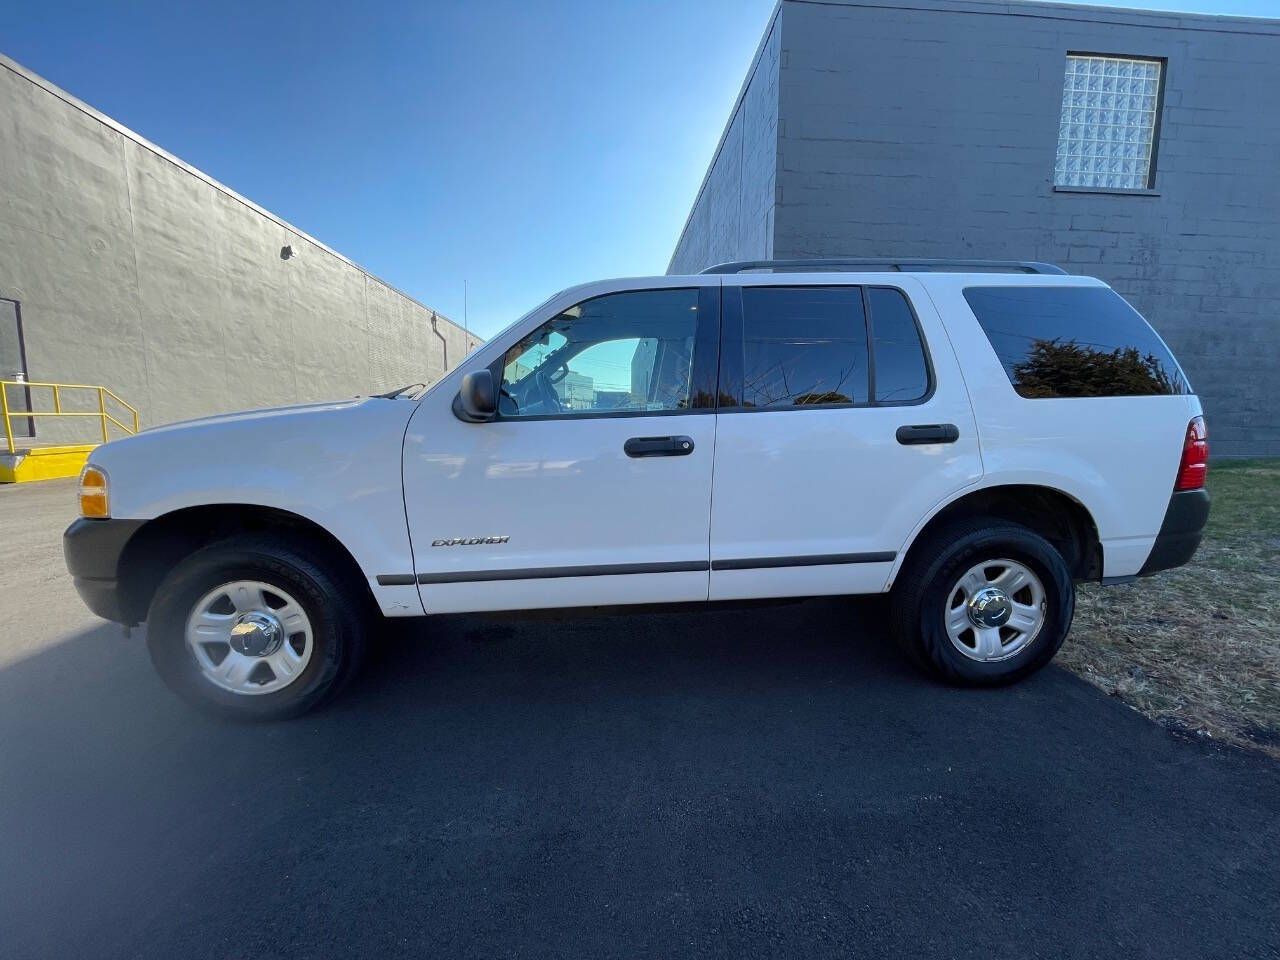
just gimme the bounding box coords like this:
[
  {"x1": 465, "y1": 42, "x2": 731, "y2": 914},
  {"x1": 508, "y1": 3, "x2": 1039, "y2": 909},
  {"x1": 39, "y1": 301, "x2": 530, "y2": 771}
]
[
  {"x1": 1012, "y1": 339, "x2": 1177, "y2": 398},
  {"x1": 963, "y1": 285, "x2": 1188, "y2": 399}
]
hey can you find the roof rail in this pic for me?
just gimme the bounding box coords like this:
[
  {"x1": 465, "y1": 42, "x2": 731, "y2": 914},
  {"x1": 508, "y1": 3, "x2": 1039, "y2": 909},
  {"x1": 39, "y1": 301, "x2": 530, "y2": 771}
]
[{"x1": 699, "y1": 258, "x2": 1067, "y2": 276}]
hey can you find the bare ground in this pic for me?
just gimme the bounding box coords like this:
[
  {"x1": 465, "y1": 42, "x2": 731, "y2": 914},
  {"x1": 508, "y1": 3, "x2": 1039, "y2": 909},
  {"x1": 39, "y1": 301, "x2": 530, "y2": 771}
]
[{"x1": 1061, "y1": 459, "x2": 1280, "y2": 757}]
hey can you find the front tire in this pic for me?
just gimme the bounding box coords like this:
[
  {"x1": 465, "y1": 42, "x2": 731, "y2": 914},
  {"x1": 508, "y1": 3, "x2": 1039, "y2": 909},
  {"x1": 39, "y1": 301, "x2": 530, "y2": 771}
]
[
  {"x1": 890, "y1": 518, "x2": 1074, "y2": 685},
  {"x1": 147, "y1": 535, "x2": 368, "y2": 720}
]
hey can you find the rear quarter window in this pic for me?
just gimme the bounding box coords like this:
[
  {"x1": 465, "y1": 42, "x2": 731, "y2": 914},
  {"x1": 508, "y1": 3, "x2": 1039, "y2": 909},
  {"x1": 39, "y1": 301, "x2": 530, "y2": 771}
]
[{"x1": 963, "y1": 286, "x2": 1189, "y2": 398}]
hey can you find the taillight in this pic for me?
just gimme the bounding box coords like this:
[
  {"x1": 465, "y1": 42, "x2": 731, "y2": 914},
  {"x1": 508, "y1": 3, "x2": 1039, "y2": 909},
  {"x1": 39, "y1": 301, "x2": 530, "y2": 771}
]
[{"x1": 1175, "y1": 416, "x2": 1208, "y2": 491}]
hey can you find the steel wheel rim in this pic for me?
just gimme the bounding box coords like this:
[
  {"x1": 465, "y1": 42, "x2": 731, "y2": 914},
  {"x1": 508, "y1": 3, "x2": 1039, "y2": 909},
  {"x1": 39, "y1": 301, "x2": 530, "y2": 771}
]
[
  {"x1": 185, "y1": 580, "x2": 314, "y2": 695},
  {"x1": 943, "y1": 558, "x2": 1046, "y2": 662}
]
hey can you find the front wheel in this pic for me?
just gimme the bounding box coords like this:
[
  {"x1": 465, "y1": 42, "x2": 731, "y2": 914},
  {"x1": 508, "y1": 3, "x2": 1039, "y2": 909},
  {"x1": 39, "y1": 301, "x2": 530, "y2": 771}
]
[
  {"x1": 147, "y1": 535, "x2": 368, "y2": 720},
  {"x1": 890, "y1": 518, "x2": 1074, "y2": 685}
]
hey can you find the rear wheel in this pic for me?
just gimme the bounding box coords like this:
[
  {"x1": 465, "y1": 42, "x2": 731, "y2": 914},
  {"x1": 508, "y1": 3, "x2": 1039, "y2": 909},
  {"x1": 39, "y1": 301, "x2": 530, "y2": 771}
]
[
  {"x1": 147, "y1": 535, "x2": 368, "y2": 720},
  {"x1": 890, "y1": 518, "x2": 1074, "y2": 685}
]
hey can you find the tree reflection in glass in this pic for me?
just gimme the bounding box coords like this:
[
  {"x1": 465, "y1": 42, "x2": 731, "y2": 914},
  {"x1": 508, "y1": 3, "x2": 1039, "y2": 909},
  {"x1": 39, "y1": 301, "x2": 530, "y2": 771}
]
[{"x1": 1012, "y1": 339, "x2": 1177, "y2": 398}]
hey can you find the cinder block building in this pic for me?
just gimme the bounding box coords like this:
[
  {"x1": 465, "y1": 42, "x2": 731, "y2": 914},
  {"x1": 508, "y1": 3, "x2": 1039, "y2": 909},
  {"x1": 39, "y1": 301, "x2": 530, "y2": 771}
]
[
  {"x1": 0, "y1": 53, "x2": 478, "y2": 452},
  {"x1": 670, "y1": 0, "x2": 1280, "y2": 457}
]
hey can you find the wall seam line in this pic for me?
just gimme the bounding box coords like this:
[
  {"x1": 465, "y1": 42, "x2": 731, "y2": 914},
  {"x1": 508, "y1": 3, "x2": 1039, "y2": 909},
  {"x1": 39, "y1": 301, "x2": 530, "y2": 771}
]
[{"x1": 117, "y1": 130, "x2": 155, "y2": 423}]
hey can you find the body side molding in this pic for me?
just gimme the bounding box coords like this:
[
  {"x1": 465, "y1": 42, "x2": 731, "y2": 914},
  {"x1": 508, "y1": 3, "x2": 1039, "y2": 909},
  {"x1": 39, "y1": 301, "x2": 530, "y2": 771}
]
[
  {"x1": 417, "y1": 560, "x2": 710, "y2": 585},
  {"x1": 712, "y1": 552, "x2": 896, "y2": 571}
]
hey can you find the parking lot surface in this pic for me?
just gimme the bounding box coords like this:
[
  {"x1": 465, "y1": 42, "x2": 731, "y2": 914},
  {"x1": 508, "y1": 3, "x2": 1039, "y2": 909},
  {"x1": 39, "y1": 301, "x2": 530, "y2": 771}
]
[{"x1": 2, "y1": 480, "x2": 1278, "y2": 959}]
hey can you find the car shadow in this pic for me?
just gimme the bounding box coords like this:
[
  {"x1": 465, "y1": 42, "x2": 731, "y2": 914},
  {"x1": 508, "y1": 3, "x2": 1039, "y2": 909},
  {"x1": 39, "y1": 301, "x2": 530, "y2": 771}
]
[{"x1": 2, "y1": 597, "x2": 1277, "y2": 960}]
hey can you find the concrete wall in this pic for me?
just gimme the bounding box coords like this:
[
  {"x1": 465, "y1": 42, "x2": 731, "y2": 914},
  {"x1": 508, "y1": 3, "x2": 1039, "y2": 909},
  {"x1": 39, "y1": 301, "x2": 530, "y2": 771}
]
[
  {"x1": 672, "y1": 0, "x2": 1280, "y2": 456},
  {"x1": 0, "y1": 55, "x2": 479, "y2": 445},
  {"x1": 668, "y1": 6, "x2": 781, "y2": 275}
]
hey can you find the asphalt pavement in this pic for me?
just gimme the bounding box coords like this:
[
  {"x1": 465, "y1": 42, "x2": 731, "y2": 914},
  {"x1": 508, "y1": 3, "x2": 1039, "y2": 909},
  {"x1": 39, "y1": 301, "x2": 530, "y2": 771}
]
[{"x1": 2, "y1": 480, "x2": 1278, "y2": 959}]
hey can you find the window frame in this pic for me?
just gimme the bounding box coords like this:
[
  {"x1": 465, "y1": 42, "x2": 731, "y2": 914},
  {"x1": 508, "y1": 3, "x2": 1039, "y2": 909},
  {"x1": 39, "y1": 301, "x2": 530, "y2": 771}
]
[
  {"x1": 487, "y1": 285, "x2": 722, "y2": 422},
  {"x1": 1054, "y1": 51, "x2": 1168, "y2": 194},
  {"x1": 716, "y1": 283, "x2": 936, "y2": 414}
]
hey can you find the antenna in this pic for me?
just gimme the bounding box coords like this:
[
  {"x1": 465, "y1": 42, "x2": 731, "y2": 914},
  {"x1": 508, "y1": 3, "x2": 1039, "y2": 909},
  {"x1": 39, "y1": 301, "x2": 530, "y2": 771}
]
[{"x1": 463, "y1": 279, "x2": 469, "y2": 350}]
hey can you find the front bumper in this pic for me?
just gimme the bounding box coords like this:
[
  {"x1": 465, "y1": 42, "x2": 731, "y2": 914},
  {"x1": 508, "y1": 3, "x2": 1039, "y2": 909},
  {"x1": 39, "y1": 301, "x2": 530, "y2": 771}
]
[
  {"x1": 1139, "y1": 489, "x2": 1211, "y2": 576},
  {"x1": 63, "y1": 517, "x2": 145, "y2": 624}
]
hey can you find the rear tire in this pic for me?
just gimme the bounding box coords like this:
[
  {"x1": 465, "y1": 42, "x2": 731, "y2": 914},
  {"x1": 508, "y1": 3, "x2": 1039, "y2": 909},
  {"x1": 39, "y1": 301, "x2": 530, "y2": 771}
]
[
  {"x1": 147, "y1": 535, "x2": 368, "y2": 720},
  {"x1": 890, "y1": 517, "x2": 1073, "y2": 685}
]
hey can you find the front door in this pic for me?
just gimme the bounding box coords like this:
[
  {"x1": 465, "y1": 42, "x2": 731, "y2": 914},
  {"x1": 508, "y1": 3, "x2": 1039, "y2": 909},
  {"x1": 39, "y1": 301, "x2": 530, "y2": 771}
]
[
  {"x1": 708, "y1": 277, "x2": 982, "y2": 601},
  {"x1": 402, "y1": 281, "x2": 721, "y2": 614}
]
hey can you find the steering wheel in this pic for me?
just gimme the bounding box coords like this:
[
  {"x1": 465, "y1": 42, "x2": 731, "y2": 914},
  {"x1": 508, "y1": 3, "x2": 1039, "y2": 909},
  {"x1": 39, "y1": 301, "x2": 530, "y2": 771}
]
[{"x1": 532, "y1": 368, "x2": 562, "y2": 414}]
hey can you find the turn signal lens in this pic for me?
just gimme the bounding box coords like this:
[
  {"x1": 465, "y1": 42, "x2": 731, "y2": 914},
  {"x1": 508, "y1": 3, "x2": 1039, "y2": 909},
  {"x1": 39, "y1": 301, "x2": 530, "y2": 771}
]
[
  {"x1": 79, "y1": 465, "x2": 110, "y2": 518},
  {"x1": 1175, "y1": 416, "x2": 1209, "y2": 491}
]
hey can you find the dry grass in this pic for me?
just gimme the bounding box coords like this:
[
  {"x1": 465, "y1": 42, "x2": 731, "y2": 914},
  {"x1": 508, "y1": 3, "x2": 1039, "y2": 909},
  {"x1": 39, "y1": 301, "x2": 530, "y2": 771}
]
[{"x1": 1060, "y1": 459, "x2": 1280, "y2": 757}]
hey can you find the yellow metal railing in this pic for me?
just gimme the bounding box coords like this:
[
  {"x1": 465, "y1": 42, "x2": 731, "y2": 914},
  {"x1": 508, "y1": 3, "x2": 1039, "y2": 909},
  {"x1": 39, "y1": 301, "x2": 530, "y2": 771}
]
[{"x1": 1, "y1": 380, "x2": 140, "y2": 454}]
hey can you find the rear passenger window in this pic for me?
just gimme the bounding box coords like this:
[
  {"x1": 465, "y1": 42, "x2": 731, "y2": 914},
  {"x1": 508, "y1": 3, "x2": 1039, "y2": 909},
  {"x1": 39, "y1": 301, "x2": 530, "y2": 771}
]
[
  {"x1": 964, "y1": 286, "x2": 1188, "y2": 398},
  {"x1": 868, "y1": 287, "x2": 930, "y2": 403},
  {"x1": 738, "y1": 287, "x2": 868, "y2": 407}
]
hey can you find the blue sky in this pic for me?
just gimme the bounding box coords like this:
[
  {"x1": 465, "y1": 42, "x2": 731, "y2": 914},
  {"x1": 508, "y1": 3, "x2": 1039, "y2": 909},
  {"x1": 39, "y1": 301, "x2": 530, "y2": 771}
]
[{"x1": 1, "y1": 0, "x2": 1273, "y2": 339}]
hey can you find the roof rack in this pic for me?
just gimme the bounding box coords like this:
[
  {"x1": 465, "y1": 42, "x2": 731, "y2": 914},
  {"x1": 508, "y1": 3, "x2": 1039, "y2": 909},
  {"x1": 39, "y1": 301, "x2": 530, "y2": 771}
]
[{"x1": 699, "y1": 258, "x2": 1067, "y2": 276}]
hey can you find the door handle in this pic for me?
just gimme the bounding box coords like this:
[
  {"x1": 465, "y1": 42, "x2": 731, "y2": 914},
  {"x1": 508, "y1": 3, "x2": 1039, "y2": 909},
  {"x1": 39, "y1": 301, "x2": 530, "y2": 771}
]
[
  {"x1": 896, "y1": 423, "x2": 959, "y2": 445},
  {"x1": 624, "y1": 435, "x2": 695, "y2": 458}
]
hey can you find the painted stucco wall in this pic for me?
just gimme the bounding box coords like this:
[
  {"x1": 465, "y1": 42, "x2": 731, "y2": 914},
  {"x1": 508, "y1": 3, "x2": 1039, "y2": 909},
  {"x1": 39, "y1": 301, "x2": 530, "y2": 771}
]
[{"x1": 0, "y1": 54, "x2": 479, "y2": 445}]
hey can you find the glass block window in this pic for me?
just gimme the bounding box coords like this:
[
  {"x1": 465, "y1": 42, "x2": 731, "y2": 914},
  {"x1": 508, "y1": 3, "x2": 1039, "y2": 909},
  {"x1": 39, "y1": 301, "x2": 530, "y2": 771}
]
[{"x1": 1055, "y1": 55, "x2": 1163, "y2": 190}]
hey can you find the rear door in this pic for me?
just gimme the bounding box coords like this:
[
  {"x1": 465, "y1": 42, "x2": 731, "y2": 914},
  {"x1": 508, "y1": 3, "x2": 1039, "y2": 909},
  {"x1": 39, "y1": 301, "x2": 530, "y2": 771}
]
[
  {"x1": 402, "y1": 280, "x2": 721, "y2": 613},
  {"x1": 708, "y1": 276, "x2": 982, "y2": 600}
]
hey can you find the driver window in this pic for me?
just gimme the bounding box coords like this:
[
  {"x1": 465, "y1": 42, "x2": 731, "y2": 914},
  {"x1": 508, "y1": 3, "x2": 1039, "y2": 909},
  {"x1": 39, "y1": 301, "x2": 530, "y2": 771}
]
[{"x1": 498, "y1": 288, "x2": 699, "y2": 417}]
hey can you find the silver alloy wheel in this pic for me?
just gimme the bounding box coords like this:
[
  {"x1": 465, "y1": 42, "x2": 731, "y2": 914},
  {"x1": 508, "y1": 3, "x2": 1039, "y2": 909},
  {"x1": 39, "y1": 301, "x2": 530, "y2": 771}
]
[
  {"x1": 185, "y1": 580, "x2": 314, "y2": 695},
  {"x1": 943, "y1": 558, "x2": 1046, "y2": 662}
]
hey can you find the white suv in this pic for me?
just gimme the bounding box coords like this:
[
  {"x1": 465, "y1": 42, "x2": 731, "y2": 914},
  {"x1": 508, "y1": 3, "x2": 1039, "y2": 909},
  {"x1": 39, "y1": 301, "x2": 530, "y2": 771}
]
[{"x1": 64, "y1": 259, "x2": 1210, "y2": 720}]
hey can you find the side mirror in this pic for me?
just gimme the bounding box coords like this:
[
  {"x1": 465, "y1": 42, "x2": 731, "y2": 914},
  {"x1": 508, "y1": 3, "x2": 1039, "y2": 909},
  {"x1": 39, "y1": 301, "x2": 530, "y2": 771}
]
[{"x1": 453, "y1": 369, "x2": 497, "y2": 422}]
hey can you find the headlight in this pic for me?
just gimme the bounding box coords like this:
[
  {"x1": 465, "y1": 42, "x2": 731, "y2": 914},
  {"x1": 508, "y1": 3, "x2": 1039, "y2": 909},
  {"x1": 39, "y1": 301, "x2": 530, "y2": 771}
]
[{"x1": 79, "y1": 465, "x2": 110, "y2": 518}]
